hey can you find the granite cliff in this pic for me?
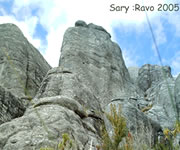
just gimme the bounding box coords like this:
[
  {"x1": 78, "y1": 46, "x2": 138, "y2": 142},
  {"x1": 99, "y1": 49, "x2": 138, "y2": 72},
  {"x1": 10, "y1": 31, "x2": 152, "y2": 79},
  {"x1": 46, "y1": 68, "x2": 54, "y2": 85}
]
[
  {"x1": 0, "y1": 21, "x2": 179, "y2": 150},
  {"x1": 0, "y1": 24, "x2": 51, "y2": 125}
]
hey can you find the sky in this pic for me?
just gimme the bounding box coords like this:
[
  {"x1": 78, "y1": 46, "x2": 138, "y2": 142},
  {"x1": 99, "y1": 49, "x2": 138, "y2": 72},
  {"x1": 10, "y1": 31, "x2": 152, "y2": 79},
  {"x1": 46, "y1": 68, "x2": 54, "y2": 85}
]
[{"x1": 0, "y1": 0, "x2": 180, "y2": 76}]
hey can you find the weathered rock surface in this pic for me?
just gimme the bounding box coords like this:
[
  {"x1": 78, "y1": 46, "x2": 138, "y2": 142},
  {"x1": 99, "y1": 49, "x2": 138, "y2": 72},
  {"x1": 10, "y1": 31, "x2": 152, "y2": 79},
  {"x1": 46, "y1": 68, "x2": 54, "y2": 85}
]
[
  {"x1": 1, "y1": 21, "x2": 132, "y2": 150},
  {"x1": 137, "y1": 64, "x2": 172, "y2": 92},
  {"x1": 0, "y1": 85, "x2": 25, "y2": 124},
  {"x1": 0, "y1": 23, "x2": 51, "y2": 124},
  {"x1": 0, "y1": 21, "x2": 179, "y2": 150},
  {"x1": 104, "y1": 64, "x2": 180, "y2": 147},
  {"x1": 104, "y1": 99, "x2": 162, "y2": 146},
  {"x1": 58, "y1": 23, "x2": 138, "y2": 106},
  {"x1": 175, "y1": 74, "x2": 180, "y2": 120},
  {"x1": 146, "y1": 78, "x2": 177, "y2": 129},
  {"x1": 127, "y1": 64, "x2": 179, "y2": 130},
  {"x1": 0, "y1": 23, "x2": 51, "y2": 98},
  {"x1": 0, "y1": 96, "x2": 102, "y2": 150}
]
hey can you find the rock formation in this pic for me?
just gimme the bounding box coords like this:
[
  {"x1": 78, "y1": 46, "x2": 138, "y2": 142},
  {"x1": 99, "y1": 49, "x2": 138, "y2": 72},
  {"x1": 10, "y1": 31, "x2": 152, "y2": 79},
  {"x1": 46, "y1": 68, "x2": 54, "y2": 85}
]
[
  {"x1": 0, "y1": 85, "x2": 25, "y2": 125},
  {"x1": 0, "y1": 24, "x2": 51, "y2": 124},
  {"x1": 0, "y1": 21, "x2": 179, "y2": 150}
]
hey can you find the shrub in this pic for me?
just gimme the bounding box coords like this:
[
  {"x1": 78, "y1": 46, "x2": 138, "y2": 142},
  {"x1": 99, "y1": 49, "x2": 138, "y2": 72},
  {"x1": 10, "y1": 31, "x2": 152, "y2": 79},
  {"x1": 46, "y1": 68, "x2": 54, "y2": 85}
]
[
  {"x1": 40, "y1": 133, "x2": 75, "y2": 150},
  {"x1": 58, "y1": 133, "x2": 73, "y2": 150},
  {"x1": 100, "y1": 104, "x2": 128, "y2": 150},
  {"x1": 40, "y1": 148, "x2": 54, "y2": 150},
  {"x1": 100, "y1": 104, "x2": 180, "y2": 150}
]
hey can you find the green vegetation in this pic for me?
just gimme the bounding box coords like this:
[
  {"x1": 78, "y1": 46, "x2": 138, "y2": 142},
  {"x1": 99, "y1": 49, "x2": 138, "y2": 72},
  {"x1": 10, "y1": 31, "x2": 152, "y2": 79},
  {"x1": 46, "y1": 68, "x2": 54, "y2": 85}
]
[
  {"x1": 100, "y1": 104, "x2": 129, "y2": 150},
  {"x1": 40, "y1": 105, "x2": 180, "y2": 150},
  {"x1": 40, "y1": 133, "x2": 75, "y2": 150},
  {"x1": 141, "y1": 104, "x2": 153, "y2": 112},
  {"x1": 154, "y1": 121, "x2": 180, "y2": 150},
  {"x1": 58, "y1": 133, "x2": 73, "y2": 150},
  {"x1": 40, "y1": 148, "x2": 54, "y2": 150},
  {"x1": 100, "y1": 104, "x2": 180, "y2": 150}
]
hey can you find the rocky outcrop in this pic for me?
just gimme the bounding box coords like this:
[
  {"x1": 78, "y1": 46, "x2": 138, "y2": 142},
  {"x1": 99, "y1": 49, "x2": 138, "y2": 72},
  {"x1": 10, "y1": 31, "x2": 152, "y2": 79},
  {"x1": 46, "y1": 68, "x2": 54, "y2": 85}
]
[
  {"x1": 104, "y1": 99, "x2": 162, "y2": 146},
  {"x1": 0, "y1": 20, "x2": 140, "y2": 150},
  {"x1": 0, "y1": 23, "x2": 51, "y2": 98},
  {"x1": 146, "y1": 78, "x2": 177, "y2": 128},
  {"x1": 133, "y1": 64, "x2": 179, "y2": 130},
  {"x1": 175, "y1": 74, "x2": 180, "y2": 120},
  {"x1": 0, "y1": 21, "x2": 179, "y2": 149},
  {"x1": 137, "y1": 64, "x2": 172, "y2": 92},
  {"x1": 128, "y1": 64, "x2": 179, "y2": 130},
  {"x1": 0, "y1": 24, "x2": 51, "y2": 124},
  {"x1": 0, "y1": 85, "x2": 25, "y2": 124}
]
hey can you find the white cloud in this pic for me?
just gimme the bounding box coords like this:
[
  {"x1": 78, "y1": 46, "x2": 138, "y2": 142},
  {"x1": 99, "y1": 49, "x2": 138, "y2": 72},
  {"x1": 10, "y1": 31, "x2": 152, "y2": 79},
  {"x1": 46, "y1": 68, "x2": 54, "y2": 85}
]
[
  {"x1": 151, "y1": 16, "x2": 167, "y2": 58},
  {"x1": 153, "y1": 18, "x2": 167, "y2": 45},
  {"x1": 171, "y1": 51, "x2": 180, "y2": 76},
  {"x1": 122, "y1": 49, "x2": 139, "y2": 67},
  {"x1": 43, "y1": 26, "x2": 66, "y2": 67},
  {"x1": 166, "y1": 12, "x2": 180, "y2": 37}
]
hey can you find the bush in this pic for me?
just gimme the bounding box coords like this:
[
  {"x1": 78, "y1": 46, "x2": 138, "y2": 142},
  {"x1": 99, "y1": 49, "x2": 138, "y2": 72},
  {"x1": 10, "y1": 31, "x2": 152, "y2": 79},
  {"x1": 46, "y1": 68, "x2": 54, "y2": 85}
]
[
  {"x1": 58, "y1": 133, "x2": 73, "y2": 150},
  {"x1": 100, "y1": 104, "x2": 129, "y2": 150},
  {"x1": 100, "y1": 104, "x2": 180, "y2": 150},
  {"x1": 40, "y1": 133, "x2": 75, "y2": 150}
]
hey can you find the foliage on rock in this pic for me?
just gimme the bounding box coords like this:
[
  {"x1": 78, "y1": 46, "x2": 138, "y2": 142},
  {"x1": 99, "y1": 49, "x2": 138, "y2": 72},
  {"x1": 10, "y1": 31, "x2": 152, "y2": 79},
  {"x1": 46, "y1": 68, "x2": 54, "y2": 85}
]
[
  {"x1": 100, "y1": 104, "x2": 128, "y2": 150},
  {"x1": 100, "y1": 104, "x2": 180, "y2": 150},
  {"x1": 141, "y1": 104, "x2": 153, "y2": 112},
  {"x1": 40, "y1": 133, "x2": 76, "y2": 150}
]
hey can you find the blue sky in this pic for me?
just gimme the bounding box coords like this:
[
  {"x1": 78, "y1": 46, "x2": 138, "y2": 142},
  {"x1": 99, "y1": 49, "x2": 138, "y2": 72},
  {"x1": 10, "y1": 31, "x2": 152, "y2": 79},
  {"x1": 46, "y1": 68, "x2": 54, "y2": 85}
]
[{"x1": 0, "y1": 0, "x2": 180, "y2": 76}]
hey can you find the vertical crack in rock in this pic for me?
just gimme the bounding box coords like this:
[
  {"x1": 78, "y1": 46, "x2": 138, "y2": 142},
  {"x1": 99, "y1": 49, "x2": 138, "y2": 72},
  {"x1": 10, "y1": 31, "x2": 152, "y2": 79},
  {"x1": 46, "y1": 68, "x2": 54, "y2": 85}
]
[{"x1": 25, "y1": 47, "x2": 30, "y2": 96}]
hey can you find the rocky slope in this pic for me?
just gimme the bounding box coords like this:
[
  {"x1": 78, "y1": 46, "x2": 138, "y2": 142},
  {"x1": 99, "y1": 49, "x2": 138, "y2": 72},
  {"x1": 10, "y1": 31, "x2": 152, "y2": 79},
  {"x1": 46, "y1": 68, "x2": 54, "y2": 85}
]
[
  {"x1": 0, "y1": 21, "x2": 179, "y2": 150},
  {"x1": 0, "y1": 24, "x2": 51, "y2": 124}
]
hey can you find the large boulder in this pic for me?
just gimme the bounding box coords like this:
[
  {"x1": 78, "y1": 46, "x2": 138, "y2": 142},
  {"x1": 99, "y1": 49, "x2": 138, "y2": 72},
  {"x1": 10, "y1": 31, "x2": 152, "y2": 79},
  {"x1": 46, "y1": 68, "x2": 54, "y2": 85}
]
[{"x1": 0, "y1": 23, "x2": 51, "y2": 124}]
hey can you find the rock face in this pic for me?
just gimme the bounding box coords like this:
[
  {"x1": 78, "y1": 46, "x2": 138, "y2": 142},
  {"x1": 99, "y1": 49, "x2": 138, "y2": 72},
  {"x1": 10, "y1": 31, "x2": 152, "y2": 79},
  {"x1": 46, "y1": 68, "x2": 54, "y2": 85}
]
[
  {"x1": 175, "y1": 74, "x2": 180, "y2": 119},
  {"x1": 0, "y1": 24, "x2": 51, "y2": 124},
  {"x1": 137, "y1": 64, "x2": 172, "y2": 92},
  {"x1": 146, "y1": 78, "x2": 177, "y2": 129},
  {"x1": 135, "y1": 64, "x2": 179, "y2": 129},
  {"x1": 0, "y1": 85, "x2": 25, "y2": 124},
  {"x1": 0, "y1": 21, "x2": 137, "y2": 150},
  {"x1": 0, "y1": 21, "x2": 179, "y2": 150},
  {"x1": 104, "y1": 100, "x2": 162, "y2": 147},
  {"x1": 0, "y1": 23, "x2": 51, "y2": 98}
]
